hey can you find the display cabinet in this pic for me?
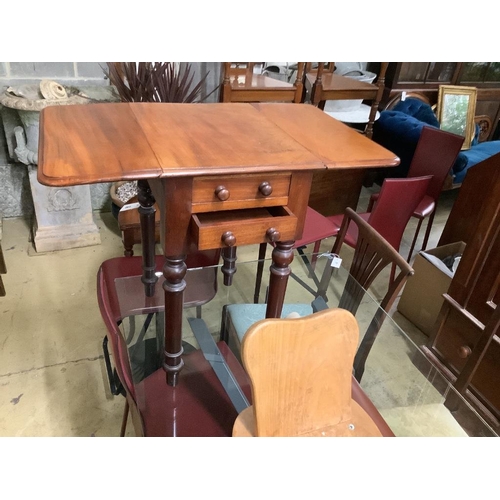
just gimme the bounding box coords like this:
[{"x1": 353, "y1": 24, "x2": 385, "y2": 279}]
[{"x1": 381, "y1": 63, "x2": 500, "y2": 140}]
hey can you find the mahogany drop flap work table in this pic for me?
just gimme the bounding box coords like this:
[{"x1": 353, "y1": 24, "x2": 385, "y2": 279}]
[{"x1": 38, "y1": 102, "x2": 398, "y2": 388}]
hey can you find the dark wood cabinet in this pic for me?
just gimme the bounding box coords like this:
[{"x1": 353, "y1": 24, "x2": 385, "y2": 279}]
[
  {"x1": 422, "y1": 152, "x2": 500, "y2": 430},
  {"x1": 382, "y1": 62, "x2": 500, "y2": 141}
]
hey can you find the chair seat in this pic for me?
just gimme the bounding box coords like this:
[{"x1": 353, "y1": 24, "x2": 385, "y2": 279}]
[
  {"x1": 227, "y1": 303, "x2": 314, "y2": 343},
  {"x1": 136, "y1": 342, "x2": 252, "y2": 437},
  {"x1": 229, "y1": 74, "x2": 297, "y2": 90},
  {"x1": 293, "y1": 207, "x2": 341, "y2": 248}
]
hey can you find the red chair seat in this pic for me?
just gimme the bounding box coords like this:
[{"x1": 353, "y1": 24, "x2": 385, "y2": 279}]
[{"x1": 293, "y1": 207, "x2": 341, "y2": 248}]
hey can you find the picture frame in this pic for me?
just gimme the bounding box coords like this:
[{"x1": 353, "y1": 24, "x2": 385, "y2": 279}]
[{"x1": 437, "y1": 85, "x2": 477, "y2": 150}]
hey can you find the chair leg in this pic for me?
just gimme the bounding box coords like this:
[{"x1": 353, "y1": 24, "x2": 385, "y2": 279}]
[
  {"x1": 120, "y1": 399, "x2": 129, "y2": 437},
  {"x1": 407, "y1": 217, "x2": 424, "y2": 263},
  {"x1": 122, "y1": 230, "x2": 135, "y2": 257},
  {"x1": 421, "y1": 210, "x2": 436, "y2": 252}
]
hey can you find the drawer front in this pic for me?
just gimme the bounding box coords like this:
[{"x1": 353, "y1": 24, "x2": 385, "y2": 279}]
[
  {"x1": 191, "y1": 206, "x2": 297, "y2": 250},
  {"x1": 433, "y1": 307, "x2": 482, "y2": 374},
  {"x1": 192, "y1": 173, "x2": 291, "y2": 213}
]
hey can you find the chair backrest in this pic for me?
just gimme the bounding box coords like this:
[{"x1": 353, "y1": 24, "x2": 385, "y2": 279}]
[
  {"x1": 367, "y1": 175, "x2": 432, "y2": 251},
  {"x1": 324, "y1": 208, "x2": 416, "y2": 381},
  {"x1": 328, "y1": 207, "x2": 414, "y2": 316},
  {"x1": 232, "y1": 308, "x2": 384, "y2": 437},
  {"x1": 221, "y1": 62, "x2": 305, "y2": 103},
  {"x1": 408, "y1": 125, "x2": 464, "y2": 201}
]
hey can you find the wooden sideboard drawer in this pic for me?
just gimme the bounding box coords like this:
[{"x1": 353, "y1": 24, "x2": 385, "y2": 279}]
[
  {"x1": 433, "y1": 308, "x2": 482, "y2": 375},
  {"x1": 191, "y1": 206, "x2": 297, "y2": 250},
  {"x1": 192, "y1": 173, "x2": 291, "y2": 213}
]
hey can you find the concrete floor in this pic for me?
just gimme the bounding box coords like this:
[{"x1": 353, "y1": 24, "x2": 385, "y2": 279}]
[{"x1": 0, "y1": 185, "x2": 464, "y2": 436}]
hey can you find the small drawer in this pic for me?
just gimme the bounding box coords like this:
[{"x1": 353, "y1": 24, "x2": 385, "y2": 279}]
[
  {"x1": 191, "y1": 206, "x2": 297, "y2": 250},
  {"x1": 434, "y1": 307, "x2": 482, "y2": 374},
  {"x1": 192, "y1": 173, "x2": 291, "y2": 213}
]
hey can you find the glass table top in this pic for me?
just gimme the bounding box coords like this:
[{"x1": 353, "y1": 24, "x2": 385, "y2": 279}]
[{"x1": 113, "y1": 250, "x2": 498, "y2": 437}]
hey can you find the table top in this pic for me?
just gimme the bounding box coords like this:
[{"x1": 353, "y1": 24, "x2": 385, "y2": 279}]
[
  {"x1": 306, "y1": 72, "x2": 379, "y2": 95},
  {"x1": 38, "y1": 102, "x2": 399, "y2": 187},
  {"x1": 113, "y1": 251, "x2": 498, "y2": 437}
]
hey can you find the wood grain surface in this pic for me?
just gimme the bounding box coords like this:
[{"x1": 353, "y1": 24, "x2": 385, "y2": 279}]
[{"x1": 38, "y1": 102, "x2": 398, "y2": 187}]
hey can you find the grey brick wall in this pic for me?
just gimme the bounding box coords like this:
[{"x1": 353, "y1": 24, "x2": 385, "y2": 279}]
[{"x1": 0, "y1": 62, "x2": 109, "y2": 90}]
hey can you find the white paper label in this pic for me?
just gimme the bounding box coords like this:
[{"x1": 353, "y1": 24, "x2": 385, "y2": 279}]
[
  {"x1": 120, "y1": 202, "x2": 141, "y2": 212},
  {"x1": 330, "y1": 255, "x2": 342, "y2": 268}
]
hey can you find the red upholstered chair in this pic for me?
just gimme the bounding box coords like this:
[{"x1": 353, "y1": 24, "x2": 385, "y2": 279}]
[
  {"x1": 254, "y1": 176, "x2": 431, "y2": 300},
  {"x1": 96, "y1": 249, "x2": 255, "y2": 437},
  {"x1": 368, "y1": 126, "x2": 464, "y2": 261}
]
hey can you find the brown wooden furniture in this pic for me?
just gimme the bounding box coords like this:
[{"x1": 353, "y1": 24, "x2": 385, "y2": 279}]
[
  {"x1": 117, "y1": 202, "x2": 161, "y2": 257},
  {"x1": 422, "y1": 152, "x2": 500, "y2": 431},
  {"x1": 382, "y1": 62, "x2": 500, "y2": 140},
  {"x1": 220, "y1": 62, "x2": 305, "y2": 103},
  {"x1": 305, "y1": 62, "x2": 388, "y2": 139},
  {"x1": 232, "y1": 308, "x2": 393, "y2": 437},
  {"x1": 38, "y1": 102, "x2": 397, "y2": 391}
]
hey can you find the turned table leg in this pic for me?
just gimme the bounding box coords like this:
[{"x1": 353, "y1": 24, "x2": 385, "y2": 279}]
[
  {"x1": 137, "y1": 180, "x2": 158, "y2": 297},
  {"x1": 163, "y1": 255, "x2": 187, "y2": 387},
  {"x1": 265, "y1": 240, "x2": 294, "y2": 319}
]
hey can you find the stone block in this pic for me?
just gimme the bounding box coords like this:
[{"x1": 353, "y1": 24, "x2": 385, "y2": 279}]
[
  {"x1": 0, "y1": 63, "x2": 6, "y2": 77},
  {"x1": 9, "y1": 62, "x2": 75, "y2": 78},
  {"x1": 76, "y1": 62, "x2": 107, "y2": 79}
]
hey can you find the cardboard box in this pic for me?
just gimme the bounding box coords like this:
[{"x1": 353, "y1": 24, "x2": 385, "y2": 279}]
[{"x1": 397, "y1": 241, "x2": 466, "y2": 336}]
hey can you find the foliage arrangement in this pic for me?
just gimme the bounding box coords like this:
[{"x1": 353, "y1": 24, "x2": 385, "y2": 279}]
[{"x1": 103, "y1": 62, "x2": 217, "y2": 103}]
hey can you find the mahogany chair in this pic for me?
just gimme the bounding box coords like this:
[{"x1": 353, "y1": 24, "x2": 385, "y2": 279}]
[
  {"x1": 97, "y1": 249, "x2": 251, "y2": 437},
  {"x1": 221, "y1": 208, "x2": 414, "y2": 382},
  {"x1": 232, "y1": 308, "x2": 394, "y2": 436},
  {"x1": 220, "y1": 62, "x2": 305, "y2": 103},
  {"x1": 304, "y1": 62, "x2": 388, "y2": 138},
  {"x1": 368, "y1": 126, "x2": 464, "y2": 262}
]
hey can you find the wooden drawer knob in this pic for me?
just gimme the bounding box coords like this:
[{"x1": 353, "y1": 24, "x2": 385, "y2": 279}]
[
  {"x1": 221, "y1": 231, "x2": 236, "y2": 247},
  {"x1": 458, "y1": 345, "x2": 472, "y2": 359},
  {"x1": 259, "y1": 181, "x2": 273, "y2": 197},
  {"x1": 215, "y1": 185, "x2": 230, "y2": 201},
  {"x1": 266, "y1": 227, "x2": 281, "y2": 243}
]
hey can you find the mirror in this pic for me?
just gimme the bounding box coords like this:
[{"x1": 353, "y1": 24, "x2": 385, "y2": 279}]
[{"x1": 437, "y1": 85, "x2": 477, "y2": 150}]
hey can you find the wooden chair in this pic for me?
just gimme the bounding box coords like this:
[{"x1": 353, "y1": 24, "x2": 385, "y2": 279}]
[
  {"x1": 220, "y1": 62, "x2": 305, "y2": 103},
  {"x1": 232, "y1": 308, "x2": 394, "y2": 437},
  {"x1": 221, "y1": 208, "x2": 415, "y2": 383},
  {"x1": 304, "y1": 62, "x2": 388, "y2": 138},
  {"x1": 368, "y1": 126, "x2": 464, "y2": 261}
]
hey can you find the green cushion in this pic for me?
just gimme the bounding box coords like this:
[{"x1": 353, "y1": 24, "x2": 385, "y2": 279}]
[{"x1": 226, "y1": 303, "x2": 314, "y2": 343}]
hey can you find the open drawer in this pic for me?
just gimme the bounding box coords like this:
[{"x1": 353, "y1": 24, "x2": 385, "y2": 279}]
[{"x1": 191, "y1": 206, "x2": 298, "y2": 250}]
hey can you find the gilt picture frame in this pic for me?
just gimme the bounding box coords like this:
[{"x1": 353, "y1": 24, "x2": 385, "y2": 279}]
[{"x1": 437, "y1": 85, "x2": 477, "y2": 150}]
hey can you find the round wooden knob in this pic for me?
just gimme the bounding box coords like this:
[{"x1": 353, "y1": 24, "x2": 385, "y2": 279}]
[
  {"x1": 215, "y1": 185, "x2": 230, "y2": 201},
  {"x1": 266, "y1": 227, "x2": 281, "y2": 242},
  {"x1": 221, "y1": 231, "x2": 236, "y2": 247},
  {"x1": 458, "y1": 345, "x2": 472, "y2": 359},
  {"x1": 259, "y1": 181, "x2": 273, "y2": 197}
]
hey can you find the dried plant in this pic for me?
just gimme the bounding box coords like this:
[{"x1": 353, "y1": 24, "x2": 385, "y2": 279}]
[{"x1": 103, "y1": 62, "x2": 218, "y2": 103}]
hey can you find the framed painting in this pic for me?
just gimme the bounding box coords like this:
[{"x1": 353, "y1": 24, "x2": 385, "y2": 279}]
[{"x1": 437, "y1": 85, "x2": 477, "y2": 150}]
